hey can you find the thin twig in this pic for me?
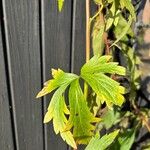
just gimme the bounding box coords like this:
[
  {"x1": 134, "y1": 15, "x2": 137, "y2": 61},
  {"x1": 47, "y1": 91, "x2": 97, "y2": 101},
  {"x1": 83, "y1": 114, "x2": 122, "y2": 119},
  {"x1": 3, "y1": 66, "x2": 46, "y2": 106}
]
[{"x1": 90, "y1": 5, "x2": 103, "y2": 23}]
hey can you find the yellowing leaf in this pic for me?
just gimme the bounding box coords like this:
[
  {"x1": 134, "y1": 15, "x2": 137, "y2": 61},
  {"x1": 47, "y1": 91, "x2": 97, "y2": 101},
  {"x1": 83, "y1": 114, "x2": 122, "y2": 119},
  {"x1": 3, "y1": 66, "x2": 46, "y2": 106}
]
[
  {"x1": 44, "y1": 85, "x2": 76, "y2": 149},
  {"x1": 81, "y1": 55, "x2": 126, "y2": 107},
  {"x1": 57, "y1": 0, "x2": 64, "y2": 12},
  {"x1": 36, "y1": 69, "x2": 79, "y2": 148},
  {"x1": 66, "y1": 79, "x2": 100, "y2": 144},
  {"x1": 36, "y1": 69, "x2": 78, "y2": 98},
  {"x1": 85, "y1": 130, "x2": 119, "y2": 150},
  {"x1": 81, "y1": 55, "x2": 126, "y2": 75}
]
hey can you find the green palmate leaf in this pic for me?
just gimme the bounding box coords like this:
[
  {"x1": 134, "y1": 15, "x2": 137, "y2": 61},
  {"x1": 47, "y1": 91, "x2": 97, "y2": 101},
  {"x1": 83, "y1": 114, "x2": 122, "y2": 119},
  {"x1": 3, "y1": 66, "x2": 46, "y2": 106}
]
[
  {"x1": 66, "y1": 79, "x2": 100, "y2": 144},
  {"x1": 81, "y1": 55, "x2": 126, "y2": 75},
  {"x1": 82, "y1": 73, "x2": 125, "y2": 106},
  {"x1": 57, "y1": 0, "x2": 64, "y2": 12},
  {"x1": 111, "y1": 129, "x2": 136, "y2": 150},
  {"x1": 120, "y1": 0, "x2": 136, "y2": 20},
  {"x1": 85, "y1": 130, "x2": 119, "y2": 150},
  {"x1": 36, "y1": 69, "x2": 78, "y2": 148},
  {"x1": 81, "y1": 55, "x2": 126, "y2": 107},
  {"x1": 36, "y1": 69, "x2": 78, "y2": 98},
  {"x1": 44, "y1": 85, "x2": 77, "y2": 149}
]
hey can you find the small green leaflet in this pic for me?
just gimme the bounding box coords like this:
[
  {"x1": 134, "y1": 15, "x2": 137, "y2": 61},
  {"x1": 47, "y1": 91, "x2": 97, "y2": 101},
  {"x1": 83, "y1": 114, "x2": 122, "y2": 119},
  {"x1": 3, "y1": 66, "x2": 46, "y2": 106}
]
[
  {"x1": 102, "y1": 108, "x2": 120, "y2": 129},
  {"x1": 118, "y1": 129, "x2": 136, "y2": 150},
  {"x1": 36, "y1": 69, "x2": 78, "y2": 98},
  {"x1": 111, "y1": 129, "x2": 136, "y2": 150},
  {"x1": 85, "y1": 130, "x2": 119, "y2": 150},
  {"x1": 81, "y1": 55, "x2": 126, "y2": 107},
  {"x1": 66, "y1": 79, "x2": 100, "y2": 144},
  {"x1": 120, "y1": 0, "x2": 136, "y2": 20},
  {"x1": 110, "y1": 15, "x2": 133, "y2": 48},
  {"x1": 57, "y1": 0, "x2": 64, "y2": 12}
]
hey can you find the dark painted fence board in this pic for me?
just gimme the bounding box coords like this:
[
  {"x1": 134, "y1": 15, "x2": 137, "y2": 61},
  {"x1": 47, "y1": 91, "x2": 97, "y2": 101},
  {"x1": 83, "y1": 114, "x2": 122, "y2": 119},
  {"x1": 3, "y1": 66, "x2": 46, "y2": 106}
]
[
  {"x1": 71, "y1": 0, "x2": 86, "y2": 75},
  {"x1": 0, "y1": 19, "x2": 14, "y2": 150},
  {"x1": 2, "y1": 0, "x2": 44, "y2": 149},
  {"x1": 41, "y1": 0, "x2": 72, "y2": 149}
]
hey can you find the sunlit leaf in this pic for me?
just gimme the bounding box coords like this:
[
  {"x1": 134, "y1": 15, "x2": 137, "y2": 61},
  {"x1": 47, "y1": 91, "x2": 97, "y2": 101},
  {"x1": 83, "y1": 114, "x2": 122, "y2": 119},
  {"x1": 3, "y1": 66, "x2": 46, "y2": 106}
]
[
  {"x1": 111, "y1": 129, "x2": 136, "y2": 150},
  {"x1": 36, "y1": 69, "x2": 78, "y2": 98},
  {"x1": 81, "y1": 55, "x2": 126, "y2": 75},
  {"x1": 66, "y1": 79, "x2": 100, "y2": 144},
  {"x1": 57, "y1": 0, "x2": 64, "y2": 12},
  {"x1": 81, "y1": 55, "x2": 126, "y2": 107},
  {"x1": 44, "y1": 85, "x2": 77, "y2": 149},
  {"x1": 85, "y1": 130, "x2": 119, "y2": 150}
]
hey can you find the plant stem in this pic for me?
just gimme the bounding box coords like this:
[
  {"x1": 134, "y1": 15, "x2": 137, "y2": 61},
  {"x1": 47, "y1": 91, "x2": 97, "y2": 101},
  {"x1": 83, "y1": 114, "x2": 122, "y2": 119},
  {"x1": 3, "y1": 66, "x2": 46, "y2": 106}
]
[
  {"x1": 84, "y1": 0, "x2": 91, "y2": 99},
  {"x1": 86, "y1": 0, "x2": 90, "y2": 62},
  {"x1": 90, "y1": 5, "x2": 103, "y2": 23}
]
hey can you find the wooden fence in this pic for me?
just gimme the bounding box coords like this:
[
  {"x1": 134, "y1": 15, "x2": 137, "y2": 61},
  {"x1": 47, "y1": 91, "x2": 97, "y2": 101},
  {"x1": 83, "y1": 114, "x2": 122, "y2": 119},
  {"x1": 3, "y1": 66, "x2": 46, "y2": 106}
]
[
  {"x1": 0, "y1": 0, "x2": 149, "y2": 150},
  {"x1": 0, "y1": 0, "x2": 88, "y2": 149}
]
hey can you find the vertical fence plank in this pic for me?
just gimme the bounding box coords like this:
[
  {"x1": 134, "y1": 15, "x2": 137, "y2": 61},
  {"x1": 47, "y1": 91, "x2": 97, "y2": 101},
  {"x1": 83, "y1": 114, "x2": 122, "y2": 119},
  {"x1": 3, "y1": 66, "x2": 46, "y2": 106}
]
[
  {"x1": 2, "y1": 0, "x2": 44, "y2": 149},
  {"x1": 71, "y1": 0, "x2": 86, "y2": 75},
  {"x1": 41, "y1": 0, "x2": 72, "y2": 149},
  {"x1": 0, "y1": 18, "x2": 14, "y2": 150}
]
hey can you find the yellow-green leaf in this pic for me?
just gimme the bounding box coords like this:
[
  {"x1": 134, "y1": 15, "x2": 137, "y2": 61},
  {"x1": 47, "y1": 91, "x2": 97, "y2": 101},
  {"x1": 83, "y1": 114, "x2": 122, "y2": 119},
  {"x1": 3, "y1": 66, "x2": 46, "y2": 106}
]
[
  {"x1": 120, "y1": 0, "x2": 136, "y2": 20},
  {"x1": 57, "y1": 0, "x2": 64, "y2": 12},
  {"x1": 36, "y1": 69, "x2": 78, "y2": 98},
  {"x1": 44, "y1": 85, "x2": 76, "y2": 149},
  {"x1": 81, "y1": 55, "x2": 126, "y2": 75},
  {"x1": 92, "y1": 16, "x2": 105, "y2": 56},
  {"x1": 111, "y1": 15, "x2": 133, "y2": 47},
  {"x1": 81, "y1": 55, "x2": 126, "y2": 107},
  {"x1": 85, "y1": 130, "x2": 119, "y2": 150},
  {"x1": 66, "y1": 79, "x2": 100, "y2": 144}
]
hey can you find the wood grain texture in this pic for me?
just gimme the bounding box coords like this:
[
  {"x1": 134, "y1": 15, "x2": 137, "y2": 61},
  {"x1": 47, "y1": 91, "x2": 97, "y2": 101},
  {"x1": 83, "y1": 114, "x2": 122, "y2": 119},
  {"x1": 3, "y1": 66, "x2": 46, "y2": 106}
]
[
  {"x1": 2, "y1": 0, "x2": 44, "y2": 149},
  {"x1": 41, "y1": 0, "x2": 72, "y2": 149},
  {"x1": 71, "y1": 0, "x2": 86, "y2": 75},
  {"x1": 0, "y1": 18, "x2": 14, "y2": 150}
]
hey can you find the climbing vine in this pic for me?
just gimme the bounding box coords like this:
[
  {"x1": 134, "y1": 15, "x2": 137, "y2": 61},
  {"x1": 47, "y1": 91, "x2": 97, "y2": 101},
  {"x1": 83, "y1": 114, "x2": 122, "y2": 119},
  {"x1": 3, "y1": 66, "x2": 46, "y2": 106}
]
[{"x1": 37, "y1": 0, "x2": 150, "y2": 149}]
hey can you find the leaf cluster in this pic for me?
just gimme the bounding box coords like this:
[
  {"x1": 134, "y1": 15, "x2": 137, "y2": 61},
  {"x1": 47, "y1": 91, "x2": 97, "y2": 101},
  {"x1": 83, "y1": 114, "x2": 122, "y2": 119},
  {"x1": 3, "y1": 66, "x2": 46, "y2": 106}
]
[
  {"x1": 37, "y1": 55, "x2": 126, "y2": 149},
  {"x1": 36, "y1": 0, "x2": 150, "y2": 149}
]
